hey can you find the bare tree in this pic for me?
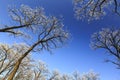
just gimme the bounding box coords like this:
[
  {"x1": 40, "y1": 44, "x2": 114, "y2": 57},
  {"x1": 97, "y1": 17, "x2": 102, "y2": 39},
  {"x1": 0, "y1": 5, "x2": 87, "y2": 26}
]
[
  {"x1": 49, "y1": 70, "x2": 61, "y2": 80},
  {"x1": 81, "y1": 71, "x2": 99, "y2": 80},
  {"x1": 0, "y1": 43, "x2": 34, "y2": 80},
  {"x1": 0, "y1": 5, "x2": 69, "y2": 80},
  {"x1": 33, "y1": 61, "x2": 49, "y2": 80},
  {"x1": 73, "y1": 0, "x2": 120, "y2": 21},
  {"x1": 0, "y1": 48, "x2": 100, "y2": 80},
  {"x1": 48, "y1": 70, "x2": 99, "y2": 80},
  {"x1": 91, "y1": 28, "x2": 120, "y2": 69},
  {"x1": 0, "y1": 3, "x2": 101, "y2": 80},
  {"x1": 72, "y1": 71, "x2": 81, "y2": 80}
]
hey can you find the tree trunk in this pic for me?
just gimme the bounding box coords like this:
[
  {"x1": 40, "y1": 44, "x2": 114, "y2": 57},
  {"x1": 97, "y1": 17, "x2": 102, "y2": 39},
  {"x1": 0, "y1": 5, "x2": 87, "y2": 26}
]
[
  {"x1": 7, "y1": 60, "x2": 21, "y2": 80},
  {"x1": 7, "y1": 40, "x2": 41, "y2": 80},
  {"x1": 7, "y1": 51, "x2": 30, "y2": 80}
]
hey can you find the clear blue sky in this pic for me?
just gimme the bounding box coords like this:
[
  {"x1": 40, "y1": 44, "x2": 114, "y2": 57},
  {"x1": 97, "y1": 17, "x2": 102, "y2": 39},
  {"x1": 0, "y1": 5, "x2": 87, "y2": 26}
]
[{"x1": 0, "y1": 0, "x2": 120, "y2": 80}]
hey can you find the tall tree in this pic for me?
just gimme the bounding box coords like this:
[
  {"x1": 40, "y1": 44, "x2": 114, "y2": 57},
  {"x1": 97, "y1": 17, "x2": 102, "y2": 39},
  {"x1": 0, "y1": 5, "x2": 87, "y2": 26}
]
[
  {"x1": 0, "y1": 43, "x2": 34, "y2": 80},
  {"x1": 0, "y1": 5, "x2": 69, "y2": 80},
  {"x1": 91, "y1": 28, "x2": 120, "y2": 69},
  {"x1": 73, "y1": 0, "x2": 120, "y2": 21}
]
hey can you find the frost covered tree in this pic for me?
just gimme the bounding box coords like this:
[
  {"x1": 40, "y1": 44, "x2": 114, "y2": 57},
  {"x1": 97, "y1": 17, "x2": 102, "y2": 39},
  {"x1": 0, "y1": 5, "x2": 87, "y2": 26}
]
[
  {"x1": 0, "y1": 49, "x2": 100, "y2": 80},
  {"x1": 81, "y1": 71, "x2": 99, "y2": 80},
  {"x1": 0, "y1": 44, "x2": 100, "y2": 80},
  {"x1": 0, "y1": 4, "x2": 69, "y2": 80},
  {"x1": 91, "y1": 28, "x2": 120, "y2": 69},
  {"x1": 73, "y1": 0, "x2": 120, "y2": 21},
  {"x1": 33, "y1": 61, "x2": 49, "y2": 80},
  {"x1": 0, "y1": 43, "x2": 34, "y2": 80},
  {"x1": 73, "y1": 0, "x2": 120, "y2": 69},
  {"x1": 48, "y1": 70, "x2": 99, "y2": 80}
]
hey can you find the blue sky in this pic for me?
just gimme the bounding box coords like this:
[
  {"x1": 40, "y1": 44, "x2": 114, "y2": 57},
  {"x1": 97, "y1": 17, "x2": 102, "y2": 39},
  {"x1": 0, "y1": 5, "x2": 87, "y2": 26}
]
[{"x1": 0, "y1": 0, "x2": 120, "y2": 80}]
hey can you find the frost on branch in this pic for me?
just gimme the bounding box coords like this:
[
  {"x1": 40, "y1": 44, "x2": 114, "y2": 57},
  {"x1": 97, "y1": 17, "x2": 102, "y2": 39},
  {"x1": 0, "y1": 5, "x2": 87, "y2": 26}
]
[
  {"x1": 73, "y1": 0, "x2": 120, "y2": 21},
  {"x1": 91, "y1": 28, "x2": 120, "y2": 69},
  {"x1": 0, "y1": 5, "x2": 69, "y2": 52},
  {"x1": 0, "y1": 5, "x2": 69, "y2": 80},
  {"x1": 0, "y1": 43, "x2": 33, "y2": 80},
  {"x1": 0, "y1": 44, "x2": 100, "y2": 80},
  {"x1": 9, "y1": 4, "x2": 45, "y2": 26},
  {"x1": 81, "y1": 71, "x2": 99, "y2": 80}
]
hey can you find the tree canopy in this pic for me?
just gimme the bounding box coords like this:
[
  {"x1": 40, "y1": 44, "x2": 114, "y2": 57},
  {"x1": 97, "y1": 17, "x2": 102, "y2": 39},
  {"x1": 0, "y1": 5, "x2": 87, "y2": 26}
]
[
  {"x1": 74, "y1": 0, "x2": 120, "y2": 21},
  {"x1": 0, "y1": 5, "x2": 69, "y2": 80},
  {"x1": 91, "y1": 28, "x2": 120, "y2": 69}
]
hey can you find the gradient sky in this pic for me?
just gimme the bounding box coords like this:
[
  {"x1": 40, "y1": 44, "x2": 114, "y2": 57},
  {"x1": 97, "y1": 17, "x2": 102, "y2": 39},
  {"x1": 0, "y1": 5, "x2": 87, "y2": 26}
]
[{"x1": 0, "y1": 0, "x2": 120, "y2": 80}]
